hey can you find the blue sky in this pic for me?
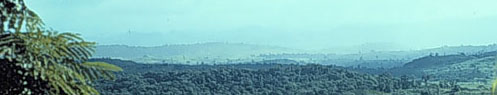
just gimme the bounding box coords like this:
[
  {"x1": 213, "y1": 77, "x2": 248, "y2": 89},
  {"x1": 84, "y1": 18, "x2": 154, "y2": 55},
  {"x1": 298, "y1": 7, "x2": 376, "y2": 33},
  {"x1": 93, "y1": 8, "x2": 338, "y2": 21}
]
[{"x1": 26, "y1": 0, "x2": 497, "y2": 50}]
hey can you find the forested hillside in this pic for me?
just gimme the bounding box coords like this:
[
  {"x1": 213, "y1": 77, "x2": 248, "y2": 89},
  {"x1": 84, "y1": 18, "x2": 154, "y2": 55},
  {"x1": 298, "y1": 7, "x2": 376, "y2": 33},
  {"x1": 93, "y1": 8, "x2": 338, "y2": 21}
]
[
  {"x1": 389, "y1": 51, "x2": 497, "y2": 79},
  {"x1": 91, "y1": 58, "x2": 489, "y2": 95}
]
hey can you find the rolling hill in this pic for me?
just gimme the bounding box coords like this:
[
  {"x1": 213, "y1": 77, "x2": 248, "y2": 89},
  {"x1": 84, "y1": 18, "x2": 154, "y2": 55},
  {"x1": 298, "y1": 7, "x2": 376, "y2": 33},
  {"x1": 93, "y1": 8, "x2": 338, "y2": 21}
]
[{"x1": 388, "y1": 51, "x2": 497, "y2": 82}]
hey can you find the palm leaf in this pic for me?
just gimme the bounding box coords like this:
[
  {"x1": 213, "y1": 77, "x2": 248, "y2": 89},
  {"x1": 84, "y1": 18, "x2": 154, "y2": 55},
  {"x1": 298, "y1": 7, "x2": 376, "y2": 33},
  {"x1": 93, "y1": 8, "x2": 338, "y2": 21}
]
[
  {"x1": 1, "y1": 1, "x2": 123, "y2": 95},
  {"x1": 82, "y1": 62, "x2": 123, "y2": 72}
]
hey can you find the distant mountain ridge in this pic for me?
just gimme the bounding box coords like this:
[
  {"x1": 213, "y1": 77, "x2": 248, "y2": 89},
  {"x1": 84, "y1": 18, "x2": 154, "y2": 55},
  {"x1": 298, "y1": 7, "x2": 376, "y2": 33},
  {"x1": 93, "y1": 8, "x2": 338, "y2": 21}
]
[
  {"x1": 94, "y1": 42, "x2": 302, "y2": 59},
  {"x1": 258, "y1": 44, "x2": 497, "y2": 68},
  {"x1": 337, "y1": 44, "x2": 497, "y2": 60},
  {"x1": 94, "y1": 43, "x2": 497, "y2": 67}
]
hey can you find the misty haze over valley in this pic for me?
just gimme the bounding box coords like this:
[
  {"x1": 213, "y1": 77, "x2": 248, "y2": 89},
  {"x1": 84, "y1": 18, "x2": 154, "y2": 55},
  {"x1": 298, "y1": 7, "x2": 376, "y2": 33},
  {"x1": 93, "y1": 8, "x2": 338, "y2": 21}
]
[{"x1": 2, "y1": 0, "x2": 496, "y2": 95}]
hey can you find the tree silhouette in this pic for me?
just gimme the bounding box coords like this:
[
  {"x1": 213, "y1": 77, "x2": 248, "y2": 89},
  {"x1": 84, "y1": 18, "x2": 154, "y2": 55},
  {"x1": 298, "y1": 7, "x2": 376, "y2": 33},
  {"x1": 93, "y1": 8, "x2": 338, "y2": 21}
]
[{"x1": 0, "y1": 0, "x2": 122, "y2": 94}]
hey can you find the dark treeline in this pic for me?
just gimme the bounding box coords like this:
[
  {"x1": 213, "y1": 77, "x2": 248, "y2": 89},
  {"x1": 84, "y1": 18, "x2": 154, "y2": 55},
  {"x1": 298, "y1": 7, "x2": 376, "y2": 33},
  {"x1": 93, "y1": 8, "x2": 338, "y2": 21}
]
[
  {"x1": 94, "y1": 64, "x2": 403, "y2": 95},
  {"x1": 91, "y1": 58, "x2": 480, "y2": 95}
]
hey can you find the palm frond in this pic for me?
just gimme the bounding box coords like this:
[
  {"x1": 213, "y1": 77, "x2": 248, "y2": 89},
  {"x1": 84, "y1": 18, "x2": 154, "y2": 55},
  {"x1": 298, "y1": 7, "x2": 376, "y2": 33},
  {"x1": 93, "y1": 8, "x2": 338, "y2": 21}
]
[
  {"x1": 1, "y1": 0, "x2": 123, "y2": 94},
  {"x1": 82, "y1": 62, "x2": 123, "y2": 72}
]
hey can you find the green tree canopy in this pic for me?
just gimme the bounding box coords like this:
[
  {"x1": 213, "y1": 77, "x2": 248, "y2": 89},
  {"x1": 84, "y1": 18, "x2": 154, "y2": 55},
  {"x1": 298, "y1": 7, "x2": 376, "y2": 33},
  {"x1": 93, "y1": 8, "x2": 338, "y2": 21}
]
[{"x1": 0, "y1": 0, "x2": 122, "y2": 94}]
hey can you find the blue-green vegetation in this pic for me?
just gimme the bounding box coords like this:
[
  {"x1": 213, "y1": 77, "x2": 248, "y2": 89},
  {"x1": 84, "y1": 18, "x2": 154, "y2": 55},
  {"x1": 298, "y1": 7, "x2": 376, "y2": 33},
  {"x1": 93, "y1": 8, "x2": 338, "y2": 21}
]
[
  {"x1": 3, "y1": 0, "x2": 496, "y2": 95},
  {"x1": 92, "y1": 57, "x2": 493, "y2": 95}
]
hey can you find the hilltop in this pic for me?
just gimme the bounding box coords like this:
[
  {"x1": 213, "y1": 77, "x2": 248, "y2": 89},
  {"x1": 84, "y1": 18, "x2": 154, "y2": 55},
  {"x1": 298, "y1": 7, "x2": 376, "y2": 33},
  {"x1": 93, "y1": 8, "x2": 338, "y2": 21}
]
[{"x1": 386, "y1": 51, "x2": 497, "y2": 82}]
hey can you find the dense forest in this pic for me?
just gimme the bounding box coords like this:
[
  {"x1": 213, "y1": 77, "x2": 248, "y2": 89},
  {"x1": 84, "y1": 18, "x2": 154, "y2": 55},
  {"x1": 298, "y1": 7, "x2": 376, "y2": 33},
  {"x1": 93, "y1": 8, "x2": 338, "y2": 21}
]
[{"x1": 91, "y1": 58, "x2": 490, "y2": 95}]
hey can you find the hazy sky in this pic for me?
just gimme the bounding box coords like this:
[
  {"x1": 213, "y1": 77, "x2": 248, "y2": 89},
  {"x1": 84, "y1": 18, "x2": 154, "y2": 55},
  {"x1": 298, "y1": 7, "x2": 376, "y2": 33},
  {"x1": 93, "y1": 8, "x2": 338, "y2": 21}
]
[{"x1": 26, "y1": 0, "x2": 497, "y2": 50}]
